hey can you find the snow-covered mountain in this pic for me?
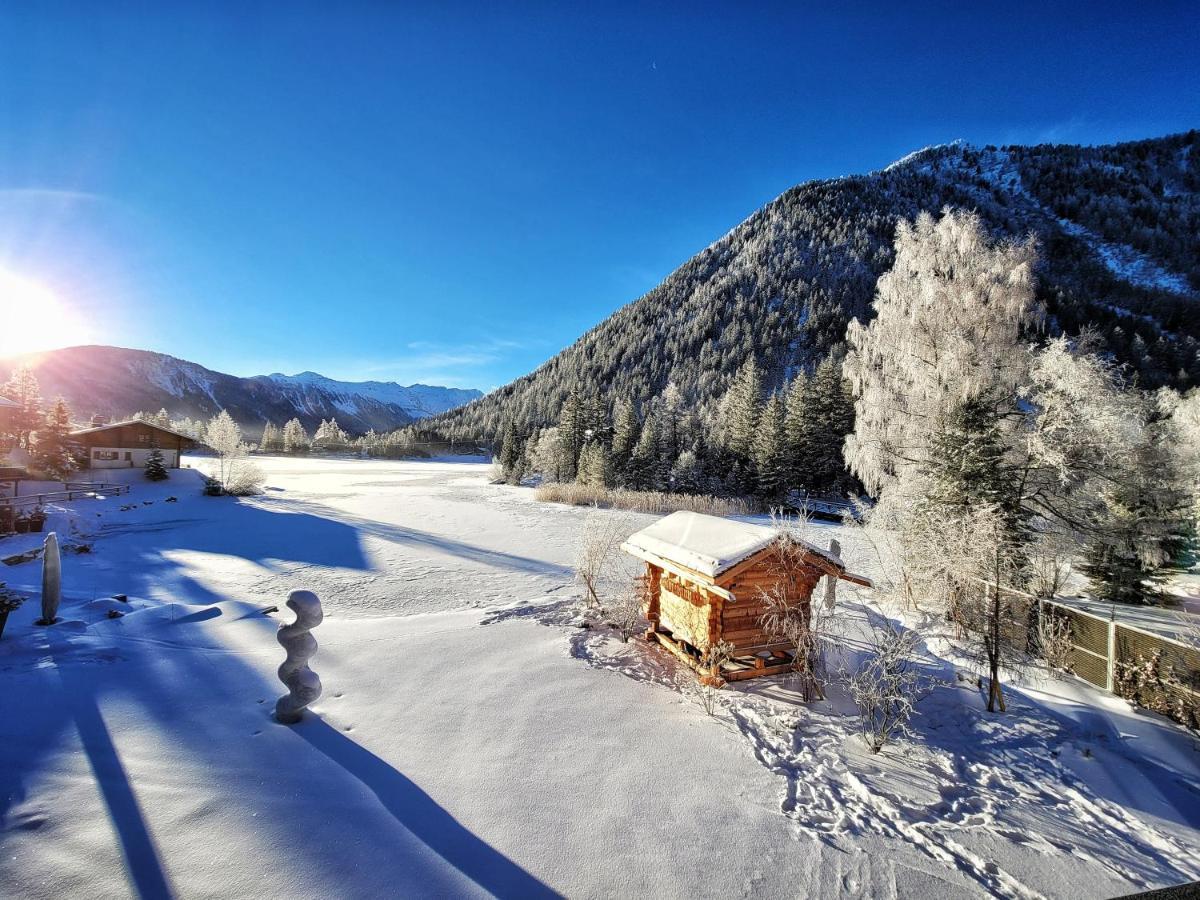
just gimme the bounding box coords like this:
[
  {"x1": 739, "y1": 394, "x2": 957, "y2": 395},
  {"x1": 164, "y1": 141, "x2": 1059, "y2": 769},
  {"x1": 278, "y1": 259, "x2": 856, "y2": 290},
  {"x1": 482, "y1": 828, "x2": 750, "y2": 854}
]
[
  {"x1": 0, "y1": 346, "x2": 482, "y2": 437},
  {"x1": 264, "y1": 371, "x2": 480, "y2": 419}
]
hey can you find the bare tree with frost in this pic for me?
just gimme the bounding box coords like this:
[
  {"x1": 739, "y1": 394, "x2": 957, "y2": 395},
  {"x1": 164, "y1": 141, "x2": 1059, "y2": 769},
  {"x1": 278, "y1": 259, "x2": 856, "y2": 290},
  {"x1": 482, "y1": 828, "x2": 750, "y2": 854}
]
[{"x1": 843, "y1": 208, "x2": 1039, "y2": 500}]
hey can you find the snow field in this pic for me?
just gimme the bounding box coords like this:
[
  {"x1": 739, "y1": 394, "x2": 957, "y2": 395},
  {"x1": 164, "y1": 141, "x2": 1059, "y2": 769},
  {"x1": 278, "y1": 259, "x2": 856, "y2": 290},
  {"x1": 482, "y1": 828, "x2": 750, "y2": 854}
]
[{"x1": 1, "y1": 456, "x2": 1198, "y2": 898}]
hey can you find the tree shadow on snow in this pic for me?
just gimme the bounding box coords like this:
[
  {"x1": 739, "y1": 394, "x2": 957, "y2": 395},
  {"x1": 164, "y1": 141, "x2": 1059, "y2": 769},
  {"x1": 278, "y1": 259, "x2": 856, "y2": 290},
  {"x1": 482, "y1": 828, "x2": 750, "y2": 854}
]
[
  {"x1": 57, "y1": 660, "x2": 177, "y2": 900},
  {"x1": 296, "y1": 718, "x2": 563, "y2": 899},
  {"x1": 2, "y1": 601, "x2": 562, "y2": 899}
]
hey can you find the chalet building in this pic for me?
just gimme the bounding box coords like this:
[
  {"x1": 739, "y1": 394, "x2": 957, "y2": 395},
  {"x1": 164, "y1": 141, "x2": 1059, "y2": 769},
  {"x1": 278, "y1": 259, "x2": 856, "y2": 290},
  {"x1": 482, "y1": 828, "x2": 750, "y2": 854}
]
[
  {"x1": 622, "y1": 511, "x2": 871, "y2": 682},
  {"x1": 70, "y1": 419, "x2": 197, "y2": 470}
]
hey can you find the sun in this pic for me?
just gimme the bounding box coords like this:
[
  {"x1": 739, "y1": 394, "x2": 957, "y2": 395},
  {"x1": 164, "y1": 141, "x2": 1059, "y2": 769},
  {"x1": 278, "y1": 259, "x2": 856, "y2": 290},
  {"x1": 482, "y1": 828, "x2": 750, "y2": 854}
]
[{"x1": 0, "y1": 268, "x2": 92, "y2": 358}]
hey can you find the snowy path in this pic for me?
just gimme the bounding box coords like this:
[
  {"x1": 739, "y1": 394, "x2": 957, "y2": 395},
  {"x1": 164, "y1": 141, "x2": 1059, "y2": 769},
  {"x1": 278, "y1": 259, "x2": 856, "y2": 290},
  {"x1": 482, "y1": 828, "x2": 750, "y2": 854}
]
[{"x1": 2, "y1": 456, "x2": 1198, "y2": 898}]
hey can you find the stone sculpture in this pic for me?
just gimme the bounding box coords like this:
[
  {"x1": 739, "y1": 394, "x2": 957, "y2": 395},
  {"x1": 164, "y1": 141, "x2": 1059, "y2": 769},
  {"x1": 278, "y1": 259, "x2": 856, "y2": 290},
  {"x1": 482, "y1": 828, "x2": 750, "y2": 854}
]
[
  {"x1": 37, "y1": 532, "x2": 61, "y2": 626},
  {"x1": 275, "y1": 589, "x2": 323, "y2": 724}
]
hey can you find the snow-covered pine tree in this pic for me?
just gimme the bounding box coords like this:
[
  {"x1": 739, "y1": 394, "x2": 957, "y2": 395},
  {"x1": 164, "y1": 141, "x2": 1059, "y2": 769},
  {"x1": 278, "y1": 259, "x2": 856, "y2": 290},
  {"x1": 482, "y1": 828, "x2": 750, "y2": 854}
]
[
  {"x1": 577, "y1": 441, "x2": 610, "y2": 487},
  {"x1": 610, "y1": 398, "x2": 640, "y2": 487},
  {"x1": 783, "y1": 372, "x2": 812, "y2": 490},
  {"x1": 33, "y1": 397, "x2": 76, "y2": 479},
  {"x1": 498, "y1": 417, "x2": 523, "y2": 483},
  {"x1": 752, "y1": 392, "x2": 788, "y2": 505},
  {"x1": 556, "y1": 388, "x2": 586, "y2": 481},
  {"x1": 144, "y1": 441, "x2": 169, "y2": 481},
  {"x1": 658, "y1": 382, "x2": 684, "y2": 477},
  {"x1": 627, "y1": 412, "x2": 662, "y2": 491},
  {"x1": 717, "y1": 356, "x2": 763, "y2": 495},
  {"x1": 807, "y1": 356, "x2": 856, "y2": 493}
]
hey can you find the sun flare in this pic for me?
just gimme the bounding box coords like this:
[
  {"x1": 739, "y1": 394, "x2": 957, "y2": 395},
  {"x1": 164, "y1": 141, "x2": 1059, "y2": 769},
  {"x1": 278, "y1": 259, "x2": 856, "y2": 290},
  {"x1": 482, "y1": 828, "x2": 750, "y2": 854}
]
[{"x1": 0, "y1": 267, "x2": 92, "y2": 358}]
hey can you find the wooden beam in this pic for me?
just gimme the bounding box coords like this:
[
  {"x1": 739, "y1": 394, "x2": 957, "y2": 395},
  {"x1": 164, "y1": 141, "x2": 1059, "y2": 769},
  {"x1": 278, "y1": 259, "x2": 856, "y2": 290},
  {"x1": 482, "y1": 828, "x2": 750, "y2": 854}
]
[{"x1": 620, "y1": 543, "x2": 736, "y2": 603}]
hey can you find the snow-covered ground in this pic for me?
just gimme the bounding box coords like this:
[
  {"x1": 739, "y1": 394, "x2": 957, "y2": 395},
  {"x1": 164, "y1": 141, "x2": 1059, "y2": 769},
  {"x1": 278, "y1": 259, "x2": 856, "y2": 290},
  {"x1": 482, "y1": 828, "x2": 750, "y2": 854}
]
[{"x1": 2, "y1": 456, "x2": 1198, "y2": 899}]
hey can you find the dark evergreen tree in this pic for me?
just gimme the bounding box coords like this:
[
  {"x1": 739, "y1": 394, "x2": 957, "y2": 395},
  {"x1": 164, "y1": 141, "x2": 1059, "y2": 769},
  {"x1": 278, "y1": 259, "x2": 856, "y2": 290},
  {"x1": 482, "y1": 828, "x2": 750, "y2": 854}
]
[
  {"x1": 2, "y1": 365, "x2": 42, "y2": 451},
  {"x1": 33, "y1": 397, "x2": 76, "y2": 480},
  {"x1": 144, "y1": 442, "x2": 170, "y2": 481},
  {"x1": 498, "y1": 417, "x2": 521, "y2": 481}
]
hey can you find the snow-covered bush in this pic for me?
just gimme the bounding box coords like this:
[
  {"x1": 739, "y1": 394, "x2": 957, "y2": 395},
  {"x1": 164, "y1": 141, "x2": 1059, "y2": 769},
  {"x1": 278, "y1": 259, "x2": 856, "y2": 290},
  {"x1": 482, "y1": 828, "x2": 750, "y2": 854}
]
[
  {"x1": 575, "y1": 510, "x2": 634, "y2": 615},
  {"x1": 606, "y1": 581, "x2": 646, "y2": 643},
  {"x1": 844, "y1": 619, "x2": 940, "y2": 753},
  {"x1": 1036, "y1": 608, "x2": 1074, "y2": 676},
  {"x1": 223, "y1": 458, "x2": 266, "y2": 496}
]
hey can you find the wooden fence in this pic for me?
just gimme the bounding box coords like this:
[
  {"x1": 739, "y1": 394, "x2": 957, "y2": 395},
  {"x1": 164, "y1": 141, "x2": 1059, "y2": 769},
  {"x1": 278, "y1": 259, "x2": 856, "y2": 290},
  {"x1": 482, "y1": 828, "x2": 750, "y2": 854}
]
[
  {"x1": 0, "y1": 482, "x2": 131, "y2": 512},
  {"x1": 1038, "y1": 597, "x2": 1200, "y2": 715}
]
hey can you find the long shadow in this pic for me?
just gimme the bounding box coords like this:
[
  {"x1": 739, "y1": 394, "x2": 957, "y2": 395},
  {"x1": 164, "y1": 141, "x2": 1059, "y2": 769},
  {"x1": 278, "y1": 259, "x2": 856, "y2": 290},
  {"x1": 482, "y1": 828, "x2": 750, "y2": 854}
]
[
  {"x1": 296, "y1": 718, "x2": 563, "y2": 900},
  {"x1": 56, "y1": 647, "x2": 176, "y2": 900},
  {"x1": 280, "y1": 498, "x2": 573, "y2": 578}
]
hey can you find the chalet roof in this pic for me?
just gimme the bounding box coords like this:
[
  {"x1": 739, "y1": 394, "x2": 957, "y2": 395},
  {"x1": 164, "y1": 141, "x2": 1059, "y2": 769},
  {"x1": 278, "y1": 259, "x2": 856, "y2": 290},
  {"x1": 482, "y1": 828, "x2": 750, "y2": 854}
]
[
  {"x1": 0, "y1": 395, "x2": 18, "y2": 409},
  {"x1": 622, "y1": 510, "x2": 872, "y2": 586},
  {"x1": 69, "y1": 419, "x2": 199, "y2": 443}
]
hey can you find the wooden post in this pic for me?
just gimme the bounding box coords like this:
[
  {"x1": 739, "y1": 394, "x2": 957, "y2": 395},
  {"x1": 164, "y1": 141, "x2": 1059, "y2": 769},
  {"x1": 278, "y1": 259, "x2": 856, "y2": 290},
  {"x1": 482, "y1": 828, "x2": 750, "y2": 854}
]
[
  {"x1": 1106, "y1": 611, "x2": 1118, "y2": 693},
  {"x1": 643, "y1": 564, "x2": 661, "y2": 638}
]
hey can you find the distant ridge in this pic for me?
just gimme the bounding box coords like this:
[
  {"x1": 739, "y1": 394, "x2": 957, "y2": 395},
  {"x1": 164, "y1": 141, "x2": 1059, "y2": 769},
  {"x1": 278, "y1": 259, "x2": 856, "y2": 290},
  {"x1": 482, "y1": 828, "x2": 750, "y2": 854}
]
[{"x1": 0, "y1": 345, "x2": 482, "y2": 437}]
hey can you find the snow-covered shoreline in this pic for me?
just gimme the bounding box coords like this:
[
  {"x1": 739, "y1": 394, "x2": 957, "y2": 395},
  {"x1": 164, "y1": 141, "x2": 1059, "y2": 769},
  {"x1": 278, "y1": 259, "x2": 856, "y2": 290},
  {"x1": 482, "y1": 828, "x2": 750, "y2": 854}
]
[{"x1": 2, "y1": 457, "x2": 1197, "y2": 898}]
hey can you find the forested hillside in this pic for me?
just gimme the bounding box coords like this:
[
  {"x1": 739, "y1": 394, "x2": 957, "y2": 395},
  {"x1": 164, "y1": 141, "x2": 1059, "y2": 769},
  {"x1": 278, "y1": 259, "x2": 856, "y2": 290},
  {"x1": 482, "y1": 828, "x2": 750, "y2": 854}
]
[{"x1": 418, "y1": 131, "x2": 1200, "y2": 449}]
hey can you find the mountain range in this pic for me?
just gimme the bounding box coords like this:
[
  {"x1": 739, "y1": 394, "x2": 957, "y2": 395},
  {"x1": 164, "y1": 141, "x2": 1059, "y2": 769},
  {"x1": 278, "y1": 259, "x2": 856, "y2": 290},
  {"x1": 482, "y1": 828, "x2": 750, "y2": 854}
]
[
  {"x1": 418, "y1": 131, "x2": 1200, "y2": 441},
  {"x1": 0, "y1": 346, "x2": 482, "y2": 436}
]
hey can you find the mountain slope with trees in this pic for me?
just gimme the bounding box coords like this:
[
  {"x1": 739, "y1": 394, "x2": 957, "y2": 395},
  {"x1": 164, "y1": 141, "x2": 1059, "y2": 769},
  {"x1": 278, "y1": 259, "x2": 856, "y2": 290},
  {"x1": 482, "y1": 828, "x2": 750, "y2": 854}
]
[
  {"x1": 0, "y1": 345, "x2": 481, "y2": 438},
  {"x1": 420, "y1": 131, "x2": 1200, "y2": 450}
]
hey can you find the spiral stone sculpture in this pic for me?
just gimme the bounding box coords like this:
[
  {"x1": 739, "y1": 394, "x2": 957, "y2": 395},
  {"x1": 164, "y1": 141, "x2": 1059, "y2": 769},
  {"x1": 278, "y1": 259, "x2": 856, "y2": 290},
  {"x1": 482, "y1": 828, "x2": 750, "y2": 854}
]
[
  {"x1": 274, "y1": 590, "x2": 323, "y2": 724},
  {"x1": 38, "y1": 532, "x2": 62, "y2": 626}
]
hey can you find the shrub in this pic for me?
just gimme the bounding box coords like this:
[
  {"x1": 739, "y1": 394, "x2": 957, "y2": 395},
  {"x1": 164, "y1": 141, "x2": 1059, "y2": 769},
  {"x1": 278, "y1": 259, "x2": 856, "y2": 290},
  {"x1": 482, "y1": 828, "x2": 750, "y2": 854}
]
[{"x1": 535, "y1": 482, "x2": 752, "y2": 516}]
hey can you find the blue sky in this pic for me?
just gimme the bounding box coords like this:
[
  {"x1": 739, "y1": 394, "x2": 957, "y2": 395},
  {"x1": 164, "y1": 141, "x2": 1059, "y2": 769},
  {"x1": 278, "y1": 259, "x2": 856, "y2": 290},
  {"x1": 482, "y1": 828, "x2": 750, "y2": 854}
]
[{"x1": 1, "y1": 3, "x2": 1197, "y2": 389}]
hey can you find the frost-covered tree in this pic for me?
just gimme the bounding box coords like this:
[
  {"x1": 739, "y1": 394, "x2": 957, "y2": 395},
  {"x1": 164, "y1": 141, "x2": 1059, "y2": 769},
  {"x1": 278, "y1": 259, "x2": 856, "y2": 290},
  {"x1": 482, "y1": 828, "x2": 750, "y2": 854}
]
[
  {"x1": 843, "y1": 208, "x2": 1039, "y2": 499},
  {"x1": 528, "y1": 427, "x2": 565, "y2": 483},
  {"x1": 204, "y1": 411, "x2": 264, "y2": 495},
  {"x1": 313, "y1": 418, "x2": 350, "y2": 451},
  {"x1": 205, "y1": 411, "x2": 243, "y2": 486},
  {"x1": 282, "y1": 418, "x2": 310, "y2": 454},
  {"x1": 260, "y1": 421, "x2": 284, "y2": 453}
]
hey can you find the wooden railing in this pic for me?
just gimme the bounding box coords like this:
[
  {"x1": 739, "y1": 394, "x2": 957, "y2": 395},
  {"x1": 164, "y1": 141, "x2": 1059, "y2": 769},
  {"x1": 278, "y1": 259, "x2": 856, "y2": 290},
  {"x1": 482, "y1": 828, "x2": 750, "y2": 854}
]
[{"x1": 0, "y1": 482, "x2": 131, "y2": 511}]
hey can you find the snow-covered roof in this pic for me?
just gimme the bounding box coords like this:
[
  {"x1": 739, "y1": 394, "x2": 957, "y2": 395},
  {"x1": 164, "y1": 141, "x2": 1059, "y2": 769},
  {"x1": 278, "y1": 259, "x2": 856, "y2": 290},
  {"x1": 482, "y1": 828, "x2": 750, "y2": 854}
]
[
  {"x1": 622, "y1": 511, "x2": 873, "y2": 587},
  {"x1": 0, "y1": 395, "x2": 18, "y2": 409},
  {"x1": 69, "y1": 419, "x2": 199, "y2": 442}
]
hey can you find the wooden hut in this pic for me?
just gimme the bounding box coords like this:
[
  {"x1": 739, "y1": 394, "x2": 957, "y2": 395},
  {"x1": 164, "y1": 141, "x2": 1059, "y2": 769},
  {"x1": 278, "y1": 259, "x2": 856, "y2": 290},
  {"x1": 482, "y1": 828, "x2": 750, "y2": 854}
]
[{"x1": 621, "y1": 511, "x2": 871, "y2": 682}]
